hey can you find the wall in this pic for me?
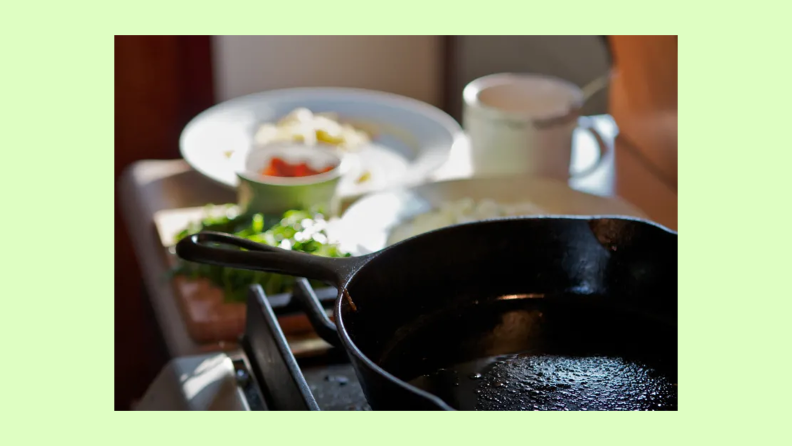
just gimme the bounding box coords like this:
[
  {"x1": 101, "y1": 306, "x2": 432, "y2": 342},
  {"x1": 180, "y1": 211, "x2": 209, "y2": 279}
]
[
  {"x1": 212, "y1": 36, "x2": 442, "y2": 106},
  {"x1": 213, "y1": 36, "x2": 611, "y2": 119},
  {"x1": 446, "y1": 36, "x2": 611, "y2": 120}
]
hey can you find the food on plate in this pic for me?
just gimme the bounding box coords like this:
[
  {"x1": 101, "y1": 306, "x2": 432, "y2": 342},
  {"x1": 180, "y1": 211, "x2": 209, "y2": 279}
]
[
  {"x1": 355, "y1": 170, "x2": 372, "y2": 184},
  {"x1": 172, "y1": 206, "x2": 349, "y2": 302},
  {"x1": 254, "y1": 108, "x2": 370, "y2": 151},
  {"x1": 388, "y1": 198, "x2": 546, "y2": 245},
  {"x1": 260, "y1": 156, "x2": 335, "y2": 178}
]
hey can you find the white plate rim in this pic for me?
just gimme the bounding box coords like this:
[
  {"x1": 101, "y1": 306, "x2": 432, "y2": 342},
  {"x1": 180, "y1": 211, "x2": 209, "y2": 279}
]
[
  {"x1": 179, "y1": 87, "x2": 463, "y2": 192},
  {"x1": 336, "y1": 176, "x2": 649, "y2": 255}
]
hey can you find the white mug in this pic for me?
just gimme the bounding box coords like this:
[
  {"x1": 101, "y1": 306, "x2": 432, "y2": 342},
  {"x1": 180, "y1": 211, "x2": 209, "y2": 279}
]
[{"x1": 463, "y1": 73, "x2": 608, "y2": 180}]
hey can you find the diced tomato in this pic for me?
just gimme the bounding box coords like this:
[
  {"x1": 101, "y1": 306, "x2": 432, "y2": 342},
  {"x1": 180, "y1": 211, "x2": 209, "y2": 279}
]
[
  {"x1": 260, "y1": 157, "x2": 335, "y2": 178},
  {"x1": 294, "y1": 163, "x2": 311, "y2": 177},
  {"x1": 261, "y1": 165, "x2": 279, "y2": 177},
  {"x1": 271, "y1": 157, "x2": 293, "y2": 176}
]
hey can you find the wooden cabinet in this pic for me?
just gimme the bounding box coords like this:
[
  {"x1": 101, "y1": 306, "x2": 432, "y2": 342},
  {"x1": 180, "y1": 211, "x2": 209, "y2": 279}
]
[
  {"x1": 114, "y1": 36, "x2": 214, "y2": 409},
  {"x1": 609, "y1": 35, "x2": 678, "y2": 185}
]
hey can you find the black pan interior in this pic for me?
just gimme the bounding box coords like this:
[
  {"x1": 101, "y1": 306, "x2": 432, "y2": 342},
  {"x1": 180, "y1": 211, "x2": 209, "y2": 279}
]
[{"x1": 339, "y1": 218, "x2": 677, "y2": 410}]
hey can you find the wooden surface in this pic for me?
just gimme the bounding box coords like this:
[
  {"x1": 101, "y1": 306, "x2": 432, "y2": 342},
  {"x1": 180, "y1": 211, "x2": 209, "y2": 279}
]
[
  {"x1": 119, "y1": 162, "x2": 236, "y2": 363},
  {"x1": 614, "y1": 137, "x2": 678, "y2": 230}
]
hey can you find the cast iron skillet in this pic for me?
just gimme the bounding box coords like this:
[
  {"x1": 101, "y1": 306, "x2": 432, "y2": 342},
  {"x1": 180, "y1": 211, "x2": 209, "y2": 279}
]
[{"x1": 176, "y1": 216, "x2": 678, "y2": 411}]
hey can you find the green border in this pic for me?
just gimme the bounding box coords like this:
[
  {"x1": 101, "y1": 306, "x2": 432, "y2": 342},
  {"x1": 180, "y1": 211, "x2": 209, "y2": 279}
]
[{"x1": 2, "y1": 7, "x2": 784, "y2": 443}]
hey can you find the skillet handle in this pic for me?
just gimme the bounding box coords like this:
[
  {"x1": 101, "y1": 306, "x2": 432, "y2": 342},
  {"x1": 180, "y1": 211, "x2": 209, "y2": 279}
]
[
  {"x1": 294, "y1": 278, "x2": 341, "y2": 347},
  {"x1": 175, "y1": 231, "x2": 359, "y2": 285}
]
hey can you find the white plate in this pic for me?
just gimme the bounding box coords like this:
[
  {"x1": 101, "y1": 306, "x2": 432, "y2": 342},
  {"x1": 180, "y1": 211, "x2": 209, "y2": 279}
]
[
  {"x1": 180, "y1": 88, "x2": 463, "y2": 198},
  {"x1": 336, "y1": 176, "x2": 648, "y2": 255}
]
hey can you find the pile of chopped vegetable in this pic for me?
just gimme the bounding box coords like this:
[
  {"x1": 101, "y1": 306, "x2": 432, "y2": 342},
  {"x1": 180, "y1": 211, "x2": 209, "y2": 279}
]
[{"x1": 171, "y1": 205, "x2": 349, "y2": 302}]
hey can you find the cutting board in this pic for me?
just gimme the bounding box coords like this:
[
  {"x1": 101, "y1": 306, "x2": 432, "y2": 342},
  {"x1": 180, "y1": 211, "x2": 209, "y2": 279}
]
[{"x1": 153, "y1": 206, "x2": 323, "y2": 347}]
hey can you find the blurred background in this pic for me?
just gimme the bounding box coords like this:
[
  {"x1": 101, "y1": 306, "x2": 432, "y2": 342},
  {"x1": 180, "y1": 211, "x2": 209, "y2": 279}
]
[{"x1": 115, "y1": 35, "x2": 676, "y2": 410}]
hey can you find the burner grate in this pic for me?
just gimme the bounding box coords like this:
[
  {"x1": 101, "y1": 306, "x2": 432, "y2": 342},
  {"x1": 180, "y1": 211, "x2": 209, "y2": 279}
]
[{"x1": 240, "y1": 281, "x2": 368, "y2": 410}]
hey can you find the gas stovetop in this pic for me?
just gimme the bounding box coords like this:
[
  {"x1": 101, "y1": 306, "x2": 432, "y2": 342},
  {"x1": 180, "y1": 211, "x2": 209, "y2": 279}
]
[{"x1": 136, "y1": 281, "x2": 370, "y2": 411}]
